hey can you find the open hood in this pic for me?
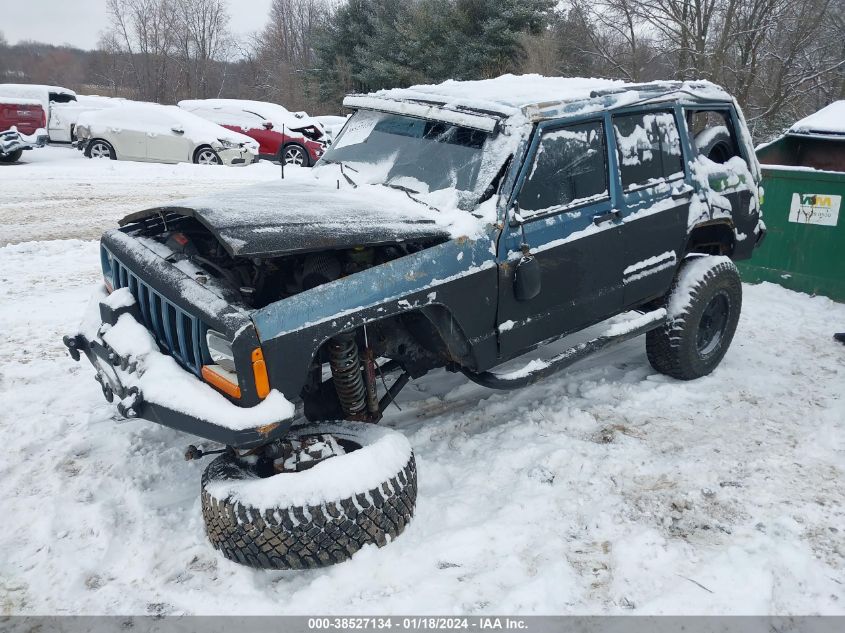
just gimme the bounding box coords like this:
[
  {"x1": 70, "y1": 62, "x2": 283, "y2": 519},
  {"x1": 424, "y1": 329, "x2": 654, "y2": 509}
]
[{"x1": 119, "y1": 180, "x2": 450, "y2": 258}]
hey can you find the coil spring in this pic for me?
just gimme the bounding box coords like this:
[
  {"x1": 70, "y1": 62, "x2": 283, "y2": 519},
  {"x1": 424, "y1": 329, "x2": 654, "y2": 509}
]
[{"x1": 328, "y1": 335, "x2": 367, "y2": 416}]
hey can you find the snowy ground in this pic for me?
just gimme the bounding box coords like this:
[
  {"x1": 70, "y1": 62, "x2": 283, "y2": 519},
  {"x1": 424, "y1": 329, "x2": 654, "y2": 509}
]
[
  {"x1": 0, "y1": 147, "x2": 285, "y2": 244},
  {"x1": 0, "y1": 147, "x2": 843, "y2": 615}
]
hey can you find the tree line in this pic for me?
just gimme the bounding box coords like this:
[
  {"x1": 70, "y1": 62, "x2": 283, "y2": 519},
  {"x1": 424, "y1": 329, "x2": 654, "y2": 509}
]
[{"x1": 1, "y1": 0, "x2": 843, "y2": 141}]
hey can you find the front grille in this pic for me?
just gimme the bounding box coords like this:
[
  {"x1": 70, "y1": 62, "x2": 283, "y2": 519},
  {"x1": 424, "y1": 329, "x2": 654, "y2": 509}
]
[{"x1": 110, "y1": 255, "x2": 211, "y2": 376}]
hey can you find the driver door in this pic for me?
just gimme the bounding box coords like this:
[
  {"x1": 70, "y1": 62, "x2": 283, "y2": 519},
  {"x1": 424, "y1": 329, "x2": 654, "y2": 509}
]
[
  {"x1": 496, "y1": 116, "x2": 626, "y2": 359},
  {"x1": 149, "y1": 113, "x2": 193, "y2": 163}
]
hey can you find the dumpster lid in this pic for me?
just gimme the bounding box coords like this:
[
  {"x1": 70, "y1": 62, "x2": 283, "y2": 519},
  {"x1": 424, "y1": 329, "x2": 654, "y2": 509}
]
[{"x1": 789, "y1": 101, "x2": 845, "y2": 139}]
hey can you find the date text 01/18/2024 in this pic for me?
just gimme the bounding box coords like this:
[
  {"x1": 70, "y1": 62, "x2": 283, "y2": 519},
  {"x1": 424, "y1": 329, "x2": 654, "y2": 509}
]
[{"x1": 307, "y1": 617, "x2": 528, "y2": 630}]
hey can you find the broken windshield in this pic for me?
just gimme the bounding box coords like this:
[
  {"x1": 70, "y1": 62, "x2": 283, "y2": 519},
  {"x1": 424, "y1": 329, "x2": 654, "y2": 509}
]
[{"x1": 315, "y1": 110, "x2": 491, "y2": 198}]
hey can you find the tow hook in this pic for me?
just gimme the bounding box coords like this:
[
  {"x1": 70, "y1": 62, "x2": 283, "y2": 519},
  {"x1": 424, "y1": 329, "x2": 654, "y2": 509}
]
[
  {"x1": 117, "y1": 387, "x2": 142, "y2": 418},
  {"x1": 63, "y1": 334, "x2": 82, "y2": 361}
]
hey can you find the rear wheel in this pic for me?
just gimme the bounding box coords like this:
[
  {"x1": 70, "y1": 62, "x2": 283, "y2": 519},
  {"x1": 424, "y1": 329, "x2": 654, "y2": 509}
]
[
  {"x1": 646, "y1": 256, "x2": 742, "y2": 380},
  {"x1": 195, "y1": 146, "x2": 221, "y2": 165},
  {"x1": 0, "y1": 149, "x2": 23, "y2": 163},
  {"x1": 201, "y1": 421, "x2": 417, "y2": 569},
  {"x1": 281, "y1": 143, "x2": 308, "y2": 167},
  {"x1": 86, "y1": 140, "x2": 115, "y2": 160}
]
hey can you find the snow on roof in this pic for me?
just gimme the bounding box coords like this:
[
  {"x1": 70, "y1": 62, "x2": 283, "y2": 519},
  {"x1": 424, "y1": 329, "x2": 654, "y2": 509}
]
[
  {"x1": 363, "y1": 74, "x2": 732, "y2": 120},
  {"x1": 0, "y1": 83, "x2": 77, "y2": 97},
  {"x1": 789, "y1": 101, "x2": 845, "y2": 137},
  {"x1": 178, "y1": 98, "x2": 320, "y2": 130},
  {"x1": 77, "y1": 101, "x2": 257, "y2": 146},
  {"x1": 0, "y1": 96, "x2": 43, "y2": 107}
]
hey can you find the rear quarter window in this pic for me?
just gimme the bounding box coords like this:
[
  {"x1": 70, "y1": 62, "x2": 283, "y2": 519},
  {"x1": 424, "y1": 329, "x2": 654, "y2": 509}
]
[{"x1": 613, "y1": 110, "x2": 684, "y2": 190}]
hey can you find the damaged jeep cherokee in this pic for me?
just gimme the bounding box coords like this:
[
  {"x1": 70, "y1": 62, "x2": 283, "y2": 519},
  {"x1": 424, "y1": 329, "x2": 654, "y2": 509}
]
[{"x1": 65, "y1": 76, "x2": 765, "y2": 570}]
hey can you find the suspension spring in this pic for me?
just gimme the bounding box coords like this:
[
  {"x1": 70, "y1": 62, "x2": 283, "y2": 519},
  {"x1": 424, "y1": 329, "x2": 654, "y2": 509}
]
[{"x1": 328, "y1": 334, "x2": 367, "y2": 416}]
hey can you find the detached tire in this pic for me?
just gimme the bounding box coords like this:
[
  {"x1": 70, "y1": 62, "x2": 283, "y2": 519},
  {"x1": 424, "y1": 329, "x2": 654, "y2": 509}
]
[
  {"x1": 646, "y1": 256, "x2": 742, "y2": 380},
  {"x1": 201, "y1": 422, "x2": 417, "y2": 570}
]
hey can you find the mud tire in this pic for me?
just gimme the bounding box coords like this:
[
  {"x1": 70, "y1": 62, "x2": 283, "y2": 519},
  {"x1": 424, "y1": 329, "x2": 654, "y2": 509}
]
[
  {"x1": 646, "y1": 256, "x2": 742, "y2": 380},
  {"x1": 201, "y1": 422, "x2": 417, "y2": 569}
]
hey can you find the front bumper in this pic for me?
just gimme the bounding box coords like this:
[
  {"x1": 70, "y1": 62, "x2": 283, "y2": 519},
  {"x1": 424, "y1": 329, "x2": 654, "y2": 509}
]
[
  {"x1": 217, "y1": 146, "x2": 259, "y2": 166},
  {"x1": 64, "y1": 286, "x2": 296, "y2": 448},
  {"x1": 0, "y1": 129, "x2": 32, "y2": 156}
]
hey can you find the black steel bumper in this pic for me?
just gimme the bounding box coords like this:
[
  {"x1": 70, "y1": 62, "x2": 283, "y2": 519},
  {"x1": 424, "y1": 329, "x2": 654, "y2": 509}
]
[{"x1": 64, "y1": 298, "x2": 293, "y2": 449}]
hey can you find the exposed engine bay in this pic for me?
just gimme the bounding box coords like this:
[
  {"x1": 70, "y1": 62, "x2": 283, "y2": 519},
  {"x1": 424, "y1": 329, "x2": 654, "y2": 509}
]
[
  {"x1": 119, "y1": 212, "x2": 461, "y2": 427},
  {"x1": 126, "y1": 215, "x2": 443, "y2": 309}
]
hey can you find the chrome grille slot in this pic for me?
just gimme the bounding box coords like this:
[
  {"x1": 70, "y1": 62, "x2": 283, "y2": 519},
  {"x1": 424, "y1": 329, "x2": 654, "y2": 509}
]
[{"x1": 109, "y1": 253, "x2": 209, "y2": 376}]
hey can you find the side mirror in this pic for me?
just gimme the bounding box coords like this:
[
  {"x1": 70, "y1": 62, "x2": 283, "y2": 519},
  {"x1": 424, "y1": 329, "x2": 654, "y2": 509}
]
[
  {"x1": 171, "y1": 126, "x2": 184, "y2": 135},
  {"x1": 262, "y1": 121, "x2": 274, "y2": 130},
  {"x1": 514, "y1": 250, "x2": 541, "y2": 301}
]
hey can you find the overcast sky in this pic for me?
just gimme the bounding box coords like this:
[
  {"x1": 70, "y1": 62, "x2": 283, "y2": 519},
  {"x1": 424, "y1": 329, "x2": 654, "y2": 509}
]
[{"x1": 2, "y1": 0, "x2": 274, "y2": 50}]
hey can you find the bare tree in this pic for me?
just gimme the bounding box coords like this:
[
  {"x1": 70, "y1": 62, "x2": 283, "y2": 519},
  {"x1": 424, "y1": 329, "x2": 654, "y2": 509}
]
[
  {"x1": 563, "y1": 0, "x2": 845, "y2": 140},
  {"x1": 173, "y1": 0, "x2": 231, "y2": 97},
  {"x1": 0, "y1": 32, "x2": 7, "y2": 80},
  {"x1": 252, "y1": 0, "x2": 333, "y2": 109},
  {"x1": 104, "y1": 0, "x2": 178, "y2": 102}
]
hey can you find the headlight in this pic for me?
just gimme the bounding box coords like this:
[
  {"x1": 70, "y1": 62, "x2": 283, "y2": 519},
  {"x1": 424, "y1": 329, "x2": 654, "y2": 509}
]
[
  {"x1": 216, "y1": 138, "x2": 238, "y2": 150},
  {"x1": 100, "y1": 249, "x2": 115, "y2": 290},
  {"x1": 206, "y1": 330, "x2": 236, "y2": 372}
]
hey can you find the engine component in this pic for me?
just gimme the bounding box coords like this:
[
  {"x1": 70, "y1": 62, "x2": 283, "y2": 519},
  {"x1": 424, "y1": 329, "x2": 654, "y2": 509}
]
[
  {"x1": 328, "y1": 334, "x2": 367, "y2": 416},
  {"x1": 302, "y1": 252, "x2": 342, "y2": 290},
  {"x1": 165, "y1": 232, "x2": 198, "y2": 257}
]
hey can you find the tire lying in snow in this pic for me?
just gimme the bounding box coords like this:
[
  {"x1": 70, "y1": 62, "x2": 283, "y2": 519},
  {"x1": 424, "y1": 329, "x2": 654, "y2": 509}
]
[
  {"x1": 201, "y1": 422, "x2": 417, "y2": 569},
  {"x1": 647, "y1": 255, "x2": 742, "y2": 380}
]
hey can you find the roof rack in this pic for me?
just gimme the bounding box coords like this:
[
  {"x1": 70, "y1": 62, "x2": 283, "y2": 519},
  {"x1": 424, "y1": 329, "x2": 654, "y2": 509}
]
[
  {"x1": 588, "y1": 80, "x2": 714, "y2": 98},
  {"x1": 342, "y1": 94, "x2": 502, "y2": 133}
]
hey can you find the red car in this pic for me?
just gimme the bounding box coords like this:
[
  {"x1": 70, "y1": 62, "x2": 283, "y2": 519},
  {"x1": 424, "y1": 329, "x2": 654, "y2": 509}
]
[
  {"x1": 178, "y1": 99, "x2": 326, "y2": 166},
  {"x1": 0, "y1": 98, "x2": 48, "y2": 162}
]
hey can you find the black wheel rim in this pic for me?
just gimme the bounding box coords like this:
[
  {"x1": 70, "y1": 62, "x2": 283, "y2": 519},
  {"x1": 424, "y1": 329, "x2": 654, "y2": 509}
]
[{"x1": 697, "y1": 291, "x2": 730, "y2": 356}]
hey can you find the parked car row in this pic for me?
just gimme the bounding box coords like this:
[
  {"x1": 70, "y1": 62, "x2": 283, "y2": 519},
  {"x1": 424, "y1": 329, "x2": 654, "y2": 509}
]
[
  {"x1": 0, "y1": 83, "x2": 343, "y2": 168},
  {"x1": 74, "y1": 103, "x2": 261, "y2": 166}
]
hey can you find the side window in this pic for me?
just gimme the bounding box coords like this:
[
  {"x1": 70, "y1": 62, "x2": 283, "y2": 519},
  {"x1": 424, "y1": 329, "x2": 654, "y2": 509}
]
[
  {"x1": 518, "y1": 120, "x2": 608, "y2": 216},
  {"x1": 613, "y1": 110, "x2": 684, "y2": 190},
  {"x1": 686, "y1": 109, "x2": 741, "y2": 164}
]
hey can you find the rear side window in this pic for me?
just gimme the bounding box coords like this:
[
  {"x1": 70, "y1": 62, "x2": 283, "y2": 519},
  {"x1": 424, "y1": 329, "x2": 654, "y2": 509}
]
[
  {"x1": 613, "y1": 111, "x2": 684, "y2": 190},
  {"x1": 686, "y1": 109, "x2": 741, "y2": 164},
  {"x1": 49, "y1": 92, "x2": 76, "y2": 104},
  {"x1": 518, "y1": 120, "x2": 608, "y2": 215}
]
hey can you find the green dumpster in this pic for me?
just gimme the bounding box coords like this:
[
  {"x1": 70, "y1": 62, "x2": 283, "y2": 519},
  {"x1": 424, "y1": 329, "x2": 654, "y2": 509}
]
[{"x1": 737, "y1": 101, "x2": 845, "y2": 302}]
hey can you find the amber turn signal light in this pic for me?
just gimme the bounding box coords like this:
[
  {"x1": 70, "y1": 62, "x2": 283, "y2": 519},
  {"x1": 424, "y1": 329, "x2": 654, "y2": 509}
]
[
  {"x1": 201, "y1": 364, "x2": 241, "y2": 399},
  {"x1": 251, "y1": 347, "x2": 270, "y2": 399}
]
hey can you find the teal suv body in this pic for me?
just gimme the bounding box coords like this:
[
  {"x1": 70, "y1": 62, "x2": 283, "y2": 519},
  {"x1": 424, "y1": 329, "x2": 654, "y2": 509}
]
[{"x1": 65, "y1": 77, "x2": 765, "y2": 569}]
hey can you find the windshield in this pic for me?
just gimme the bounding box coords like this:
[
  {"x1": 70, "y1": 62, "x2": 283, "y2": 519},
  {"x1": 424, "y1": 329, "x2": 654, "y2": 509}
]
[{"x1": 316, "y1": 110, "x2": 491, "y2": 197}]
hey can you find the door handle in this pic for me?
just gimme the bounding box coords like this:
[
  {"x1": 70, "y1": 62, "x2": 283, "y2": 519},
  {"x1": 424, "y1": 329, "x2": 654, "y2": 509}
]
[
  {"x1": 593, "y1": 210, "x2": 620, "y2": 225},
  {"x1": 671, "y1": 186, "x2": 694, "y2": 200}
]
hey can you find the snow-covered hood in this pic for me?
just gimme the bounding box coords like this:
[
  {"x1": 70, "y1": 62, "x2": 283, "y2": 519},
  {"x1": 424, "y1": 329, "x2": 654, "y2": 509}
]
[{"x1": 119, "y1": 179, "x2": 451, "y2": 258}]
